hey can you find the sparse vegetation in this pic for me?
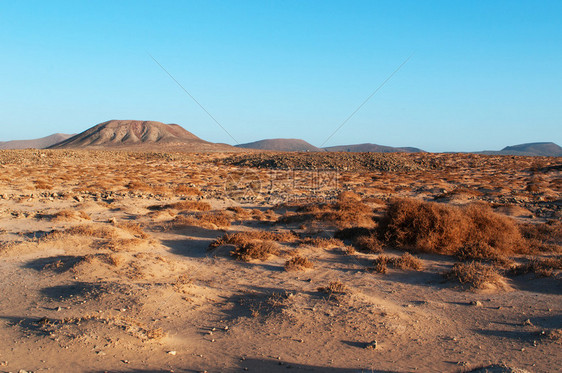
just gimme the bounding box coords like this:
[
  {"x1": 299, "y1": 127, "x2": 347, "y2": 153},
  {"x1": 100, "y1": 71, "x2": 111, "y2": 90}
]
[
  {"x1": 284, "y1": 255, "x2": 314, "y2": 271},
  {"x1": 443, "y1": 261, "x2": 506, "y2": 290},
  {"x1": 372, "y1": 253, "x2": 423, "y2": 273}
]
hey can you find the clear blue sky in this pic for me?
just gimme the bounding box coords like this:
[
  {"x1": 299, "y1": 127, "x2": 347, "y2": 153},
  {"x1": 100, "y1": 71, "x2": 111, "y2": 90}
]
[{"x1": 1, "y1": 0, "x2": 560, "y2": 151}]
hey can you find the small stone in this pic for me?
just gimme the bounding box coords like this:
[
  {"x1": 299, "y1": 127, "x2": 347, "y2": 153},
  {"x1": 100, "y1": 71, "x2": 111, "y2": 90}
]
[
  {"x1": 523, "y1": 319, "x2": 533, "y2": 326},
  {"x1": 167, "y1": 351, "x2": 177, "y2": 356},
  {"x1": 122, "y1": 360, "x2": 130, "y2": 364},
  {"x1": 365, "y1": 340, "x2": 378, "y2": 350},
  {"x1": 470, "y1": 300, "x2": 483, "y2": 307}
]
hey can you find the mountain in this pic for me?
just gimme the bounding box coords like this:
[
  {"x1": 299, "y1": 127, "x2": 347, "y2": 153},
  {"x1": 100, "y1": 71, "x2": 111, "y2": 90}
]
[
  {"x1": 0, "y1": 133, "x2": 74, "y2": 150},
  {"x1": 324, "y1": 143, "x2": 424, "y2": 153},
  {"x1": 236, "y1": 138, "x2": 323, "y2": 152},
  {"x1": 48, "y1": 120, "x2": 237, "y2": 152},
  {"x1": 479, "y1": 142, "x2": 562, "y2": 157}
]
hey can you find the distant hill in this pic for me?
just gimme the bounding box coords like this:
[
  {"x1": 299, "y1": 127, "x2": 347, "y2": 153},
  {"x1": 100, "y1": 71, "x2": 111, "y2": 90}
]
[
  {"x1": 324, "y1": 143, "x2": 424, "y2": 153},
  {"x1": 48, "y1": 120, "x2": 238, "y2": 152},
  {"x1": 0, "y1": 133, "x2": 74, "y2": 150},
  {"x1": 479, "y1": 142, "x2": 562, "y2": 157},
  {"x1": 236, "y1": 138, "x2": 323, "y2": 152}
]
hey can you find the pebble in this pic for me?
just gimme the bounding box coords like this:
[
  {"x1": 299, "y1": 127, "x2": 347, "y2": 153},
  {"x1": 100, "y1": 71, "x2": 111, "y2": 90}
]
[
  {"x1": 470, "y1": 300, "x2": 483, "y2": 307},
  {"x1": 365, "y1": 340, "x2": 378, "y2": 350},
  {"x1": 167, "y1": 351, "x2": 177, "y2": 356}
]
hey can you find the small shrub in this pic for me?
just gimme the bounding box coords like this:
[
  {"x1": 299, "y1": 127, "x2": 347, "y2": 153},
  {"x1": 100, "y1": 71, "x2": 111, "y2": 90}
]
[
  {"x1": 443, "y1": 262, "x2": 506, "y2": 290},
  {"x1": 317, "y1": 280, "x2": 347, "y2": 295},
  {"x1": 231, "y1": 241, "x2": 278, "y2": 262},
  {"x1": 379, "y1": 198, "x2": 525, "y2": 255},
  {"x1": 284, "y1": 255, "x2": 314, "y2": 271},
  {"x1": 509, "y1": 256, "x2": 562, "y2": 277},
  {"x1": 209, "y1": 231, "x2": 297, "y2": 249},
  {"x1": 354, "y1": 234, "x2": 383, "y2": 253},
  {"x1": 300, "y1": 237, "x2": 343, "y2": 248},
  {"x1": 372, "y1": 253, "x2": 423, "y2": 273}
]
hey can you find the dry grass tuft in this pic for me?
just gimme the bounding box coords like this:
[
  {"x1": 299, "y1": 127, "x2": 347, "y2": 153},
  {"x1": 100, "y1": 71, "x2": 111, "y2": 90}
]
[
  {"x1": 168, "y1": 211, "x2": 232, "y2": 230},
  {"x1": 174, "y1": 185, "x2": 203, "y2": 196},
  {"x1": 231, "y1": 240, "x2": 279, "y2": 262},
  {"x1": 509, "y1": 256, "x2": 562, "y2": 277},
  {"x1": 354, "y1": 234, "x2": 384, "y2": 253},
  {"x1": 148, "y1": 201, "x2": 211, "y2": 212},
  {"x1": 317, "y1": 280, "x2": 347, "y2": 295},
  {"x1": 278, "y1": 191, "x2": 375, "y2": 228},
  {"x1": 300, "y1": 237, "x2": 344, "y2": 248},
  {"x1": 519, "y1": 220, "x2": 562, "y2": 253},
  {"x1": 284, "y1": 255, "x2": 314, "y2": 271},
  {"x1": 379, "y1": 198, "x2": 525, "y2": 255},
  {"x1": 443, "y1": 261, "x2": 506, "y2": 290},
  {"x1": 372, "y1": 253, "x2": 423, "y2": 273},
  {"x1": 209, "y1": 231, "x2": 298, "y2": 249}
]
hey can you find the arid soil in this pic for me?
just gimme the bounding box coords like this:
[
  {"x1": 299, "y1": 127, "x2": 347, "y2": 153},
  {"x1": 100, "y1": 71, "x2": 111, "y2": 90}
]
[{"x1": 0, "y1": 150, "x2": 560, "y2": 373}]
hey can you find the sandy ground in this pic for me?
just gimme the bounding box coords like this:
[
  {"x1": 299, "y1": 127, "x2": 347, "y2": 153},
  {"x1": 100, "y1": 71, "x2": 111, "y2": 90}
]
[{"x1": 0, "y1": 150, "x2": 560, "y2": 373}]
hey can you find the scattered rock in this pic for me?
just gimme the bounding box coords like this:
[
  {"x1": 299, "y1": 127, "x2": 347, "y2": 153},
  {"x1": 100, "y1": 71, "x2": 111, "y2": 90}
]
[{"x1": 365, "y1": 340, "x2": 378, "y2": 350}]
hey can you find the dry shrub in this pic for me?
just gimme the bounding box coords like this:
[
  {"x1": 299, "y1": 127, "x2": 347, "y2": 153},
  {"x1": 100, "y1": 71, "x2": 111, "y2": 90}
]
[
  {"x1": 209, "y1": 231, "x2": 298, "y2": 249},
  {"x1": 148, "y1": 201, "x2": 211, "y2": 212},
  {"x1": 174, "y1": 185, "x2": 202, "y2": 196},
  {"x1": 509, "y1": 256, "x2": 562, "y2": 277},
  {"x1": 317, "y1": 280, "x2": 347, "y2": 295},
  {"x1": 354, "y1": 234, "x2": 383, "y2": 253},
  {"x1": 45, "y1": 224, "x2": 117, "y2": 240},
  {"x1": 169, "y1": 211, "x2": 231, "y2": 230},
  {"x1": 372, "y1": 253, "x2": 423, "y2": 273},
  {"x1": 284, "y1": 255, "x2": 314, "y2": 271},
  {"x1": 379, "y1": 198, "x2": 525, "y2": 255},
  {"x1": 34, "y1": 180, "x2": 53, "y2": 190},
  {"x1": 300, "y1": 237, "x2": 343, "y2": 248},
  {"x1": 231, "y1": 241, "x2": 278, "y2": 262},
  {"x1": 443, "y1": 262, "x2": 506, "y2": 290},
  {"x1": 519, "y1": 220, "x2": 562, "y2": 253},
  {"x1": 455, "y1": 241, "x2": 511, "y2": 266},
  {"x1": 278, "y1": 191, "x2": 374, "y2": 228}
]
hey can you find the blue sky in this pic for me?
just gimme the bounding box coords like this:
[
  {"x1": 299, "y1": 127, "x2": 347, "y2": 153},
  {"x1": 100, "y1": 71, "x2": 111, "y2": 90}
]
[{"x1": 1, "y1": 0, "x2": 560, "y2": 151}]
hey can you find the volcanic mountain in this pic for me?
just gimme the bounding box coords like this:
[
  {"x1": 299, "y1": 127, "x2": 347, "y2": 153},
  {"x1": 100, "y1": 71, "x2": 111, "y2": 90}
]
[
  {"x1": 236, "y1": 138, "x2": 323, "y2": 152},
  {"x1": 0, "y1": 133, "x2": 74, "y2": 149},
  {"x1": 49, "y1": 120, "x2": 237, "y2": 152},
  {"x1": 479, "y1": 142, "x2": 562, "y2": 157},
  {"x1": 324, "y1": 143, "x2": 424, "y2": 153}
]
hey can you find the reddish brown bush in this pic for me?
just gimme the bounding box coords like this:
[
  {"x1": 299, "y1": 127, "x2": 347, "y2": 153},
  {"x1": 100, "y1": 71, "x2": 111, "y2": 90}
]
[
  {"x1": 231, "y1": 241, "x2": 278, "y2": 262},
  {"x1": 285, "y1": 255, "x2": 314, "y2": 271},
  {"x1": 378, "y1": 198, "x2": 525, "y2": 255},
  {"x1": 443, "y1": 261, "x2": 506, "y2": 290},
  {"x1": 354, "y1": 234, "x2": 384, "y2": 253}
]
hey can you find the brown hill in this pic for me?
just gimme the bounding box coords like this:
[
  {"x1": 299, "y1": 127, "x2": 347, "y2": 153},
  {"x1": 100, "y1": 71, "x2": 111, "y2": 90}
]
[
  {"x1": 0, "y1": 133, "x2": 74, "y2": 149},
  {"x1": 48, "y1": 120, "x2": 238, "y2": 152},
  {"x1": 236, "y1": 138, "x2": 323, "y2": 152},
  {"x1": 324, "y1": 143, "x2": 424, "y2": 153},
  {"x1": 478, "y1": 142, "x2": 562, "y2": 157}
]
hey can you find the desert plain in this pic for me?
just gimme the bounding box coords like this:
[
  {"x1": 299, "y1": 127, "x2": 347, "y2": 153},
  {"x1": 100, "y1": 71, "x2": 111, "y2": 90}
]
[{"x1": 0, "y1": 149, "x2": 560, "y2": 373}]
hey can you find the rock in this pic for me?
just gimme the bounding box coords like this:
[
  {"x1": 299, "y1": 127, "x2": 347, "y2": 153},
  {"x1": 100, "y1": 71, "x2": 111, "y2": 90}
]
[
  {"x1": 167, "y1": 350, "x2": 177, "y2": 356},
  {"x1": 470, "y1": 300, "x2": 483, "y2": 307},
  {"x1": 365, "y1": 340, "x2": 378, "y2": 350}
]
